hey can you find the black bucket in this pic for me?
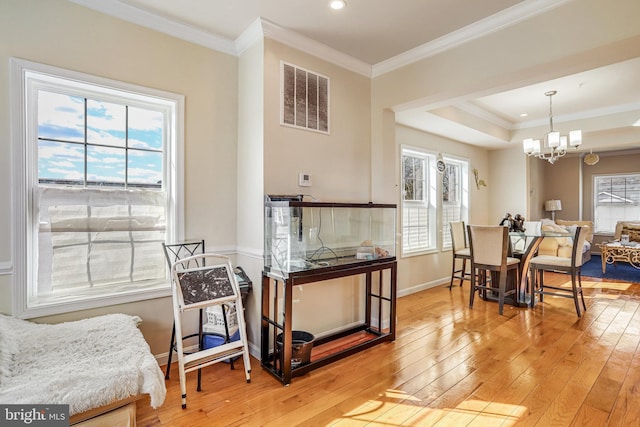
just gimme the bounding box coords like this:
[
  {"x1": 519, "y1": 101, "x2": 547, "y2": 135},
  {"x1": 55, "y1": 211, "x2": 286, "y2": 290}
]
[{"x1": 276, "y1": 330, "x2": 315, "y2": 368}]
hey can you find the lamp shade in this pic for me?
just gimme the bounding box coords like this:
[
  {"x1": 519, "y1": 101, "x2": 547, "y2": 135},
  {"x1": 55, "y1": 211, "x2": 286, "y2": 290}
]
[
  {"x1": 569, "y1": 130, "x2": 582, "y2": 147},
  {"x1": 544, "y1": 199, "x2": 562, "y2": 212},
  {"x1": 547, "y1": 131, "x2": 560, "y2": 148}
]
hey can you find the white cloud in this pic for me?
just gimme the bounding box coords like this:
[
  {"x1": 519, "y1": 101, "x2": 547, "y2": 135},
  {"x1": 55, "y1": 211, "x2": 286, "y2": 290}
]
[
  {"x1": 49, "y1": 160, "x2": 77, "y2": 168},
  {"x1": 38, "y1": 92, "x2": 164, "y2": 186},
  {"x1": 38, "y1": 92, "x2": 83, "y2": 131},
  {"x1": 129, "y1": 107, "x2": 163, "y2": 131},
  {"x1": 129, "y1": 138, "x2": 153, "y2": 150},
  {"x1": 46, "y1": 168, "x2": 84, "y2": 181},
  {"x1": 128, "y1": 166, "x2": 162, "y2": 182},
  {"x1": 38, "y1": 143, "x2": 83, "y2": 159}
]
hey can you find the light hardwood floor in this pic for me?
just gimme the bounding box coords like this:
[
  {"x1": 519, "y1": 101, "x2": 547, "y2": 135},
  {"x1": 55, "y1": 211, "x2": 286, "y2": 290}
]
[{"x1": 137, "y1": 273, "x2": 640, "y2": 426}]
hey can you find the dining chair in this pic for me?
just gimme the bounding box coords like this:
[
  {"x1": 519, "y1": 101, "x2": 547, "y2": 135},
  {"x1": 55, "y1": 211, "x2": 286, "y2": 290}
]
[
  {"x1": 449, "y1": 221, "x2": 471, "y2": 289},
  {"x1": 529, "y1": 226, "x2": 588, "y2": 317},
  {"x1": 468, "y1": 225, "x2": 520, "y2": 315},
  {"x1": 171, "y1": 253, "x2": 251, "y2": 408}
]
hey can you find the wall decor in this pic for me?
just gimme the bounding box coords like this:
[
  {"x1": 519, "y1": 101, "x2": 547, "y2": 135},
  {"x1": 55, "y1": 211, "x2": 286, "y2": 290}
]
[
  {"x1": 473, "y1": 168, "x2": 487, "y2": 189},
  {"x1": 436, "y1": 153, "x2": 446, "y2": 174},
  {"x1": 281, "y1": 61, "x2": 329, "y2": 134},
  {"x1": 584, "y1": 150, "x2": 600, "y2": 165}
]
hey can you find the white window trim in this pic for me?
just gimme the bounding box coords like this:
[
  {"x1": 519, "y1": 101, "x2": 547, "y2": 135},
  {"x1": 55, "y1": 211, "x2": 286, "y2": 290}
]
[
  {"x1": 10, "y1": 58, "x2": 185, "y2": 319},
  {"x1": 400, "y1": 145, "x2": 438, "y2": 257},
  {"x1": 592, "y1": 172, "x2": 640, "y2": 235},
  {"x1": 400, "y1": 146, "x2": 470, "y2": 258},
  {"x1": 440, "y1": 154, "x2": 470, "y2": 251}
]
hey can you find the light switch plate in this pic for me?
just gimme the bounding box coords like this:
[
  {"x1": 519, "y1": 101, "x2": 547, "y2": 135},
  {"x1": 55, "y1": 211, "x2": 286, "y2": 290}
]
[{"x1": 298, "y1": 172, "x2": 312, "y2": 187}]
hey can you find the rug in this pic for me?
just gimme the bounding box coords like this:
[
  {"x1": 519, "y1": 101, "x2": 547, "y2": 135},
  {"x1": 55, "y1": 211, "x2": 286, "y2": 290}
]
[{"x1": 580, "y1": 254, "x2": 640, "y2": 283}]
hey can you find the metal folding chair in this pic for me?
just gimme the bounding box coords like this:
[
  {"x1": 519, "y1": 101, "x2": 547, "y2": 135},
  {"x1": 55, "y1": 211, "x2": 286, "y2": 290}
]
[
  {"x1": 162, "y1": 241, "x2": 206, "y2": 383},
  {"x1": 171, "y1": 253, "x2": 251, "y2": 408}
]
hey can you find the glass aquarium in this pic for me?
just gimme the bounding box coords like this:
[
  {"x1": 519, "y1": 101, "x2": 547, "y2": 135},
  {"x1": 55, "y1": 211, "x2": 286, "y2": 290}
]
[{"x1": 264, "y1": 197, "x2": 397, "y2": 277}]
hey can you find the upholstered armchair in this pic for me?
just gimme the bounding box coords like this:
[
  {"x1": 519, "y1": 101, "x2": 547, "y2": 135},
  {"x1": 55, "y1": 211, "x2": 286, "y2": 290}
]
[
  {"x1": 613, "y1": 221, "x2": 640, "y2": 242},
  {"x1": 538, "y1": 219, "x2": 593, "y2": 263}
]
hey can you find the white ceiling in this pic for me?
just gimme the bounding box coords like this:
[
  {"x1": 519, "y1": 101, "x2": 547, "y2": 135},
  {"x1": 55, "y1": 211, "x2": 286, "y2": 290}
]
[{"x1": 74, "y1": 0, "x2": 640, "y2": 153}]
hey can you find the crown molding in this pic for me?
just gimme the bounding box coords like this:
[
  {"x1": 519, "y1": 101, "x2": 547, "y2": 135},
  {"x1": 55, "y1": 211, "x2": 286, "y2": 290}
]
[
  {"x1": 71, "y1": 0, "x2": 570, "y2": 79},
  {"x1": 259, "y1": 19, "x2": 372, "y2": 77},
  {"x1": 371, "y1": 0, "x2": 572, "y2": 77},
  {"x1": 69, "y1": 0, "x2": 237, "y2": 55},
  {"x1": 453, "y1": 101, "x2": 514, "y2": 130},
  {"x1": 517, "y1": 102, "x2": 640, "y2": 129},
  {"x1": 455, "y1": 100, "x2": 640, "y2": 132},
  {"x1": 235, "y1": 18, "x2": 265, "y2": 55}
]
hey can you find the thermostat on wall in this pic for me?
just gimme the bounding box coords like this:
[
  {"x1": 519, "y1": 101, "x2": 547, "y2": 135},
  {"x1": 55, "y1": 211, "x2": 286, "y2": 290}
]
[{"x1": 298, "y1": 172, "x2": 312, "y2": 187}]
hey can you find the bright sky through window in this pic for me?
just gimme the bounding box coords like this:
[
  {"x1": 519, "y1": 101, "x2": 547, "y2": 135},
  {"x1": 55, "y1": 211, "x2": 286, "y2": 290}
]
[
  {"x1": 37, "y1": 90, "x2": 163, "y2": 187},
  {"x1": 12, "y1": 58, "x2": 183, "y2": 318}
]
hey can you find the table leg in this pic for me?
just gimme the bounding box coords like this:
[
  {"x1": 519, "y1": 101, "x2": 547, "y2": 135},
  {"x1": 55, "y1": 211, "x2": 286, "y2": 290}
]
[
  {"x1": 516, "y1": 236, "x2": 542, "y2": 307},
  {"x1": 601, "y1": 248, "x2": 607, "y2": 274}
]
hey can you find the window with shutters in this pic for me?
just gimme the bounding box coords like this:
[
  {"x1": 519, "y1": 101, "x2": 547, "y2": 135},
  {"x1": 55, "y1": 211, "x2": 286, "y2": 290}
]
[
  {"x1": 593, "y1": 173, "x2": 640, "y2": 233},
  {"x1": 401, "y1": 147, "x2": 469, "y2": 255}
]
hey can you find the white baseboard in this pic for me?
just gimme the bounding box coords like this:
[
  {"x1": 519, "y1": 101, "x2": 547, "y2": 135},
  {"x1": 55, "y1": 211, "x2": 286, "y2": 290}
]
[
  {"x1": 155, "y1": 278, "x2": 450, "y2": 367},
  {"x1": 397, "y1": 277, "x2": 449, "y2": 298}
]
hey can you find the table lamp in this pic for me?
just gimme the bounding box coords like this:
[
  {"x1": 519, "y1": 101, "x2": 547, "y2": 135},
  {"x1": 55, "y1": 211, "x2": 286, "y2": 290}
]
[{"x1": 544, "y1": 199, "x2": 562, "y2": 221}]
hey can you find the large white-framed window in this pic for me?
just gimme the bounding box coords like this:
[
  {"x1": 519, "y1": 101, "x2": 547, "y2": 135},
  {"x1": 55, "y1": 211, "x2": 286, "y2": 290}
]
[
  {"x1": 11, "y1": 58, "x2": 184, "y2": 318},
  {"x1": 400, "y1": 146, "x2": 469, "y2": 256},
  {"x1": 441, "y1": 156, "x2": 469, "y2": 250},
  {"x1": 593, "y1": 173, "x2": 640, "y2": 234},
  {"x1": 401, "y1": 147, "x2": 437, "y2": 255}
]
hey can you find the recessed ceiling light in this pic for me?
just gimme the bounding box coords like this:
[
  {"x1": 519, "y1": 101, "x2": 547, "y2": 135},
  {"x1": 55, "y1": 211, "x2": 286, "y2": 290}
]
[
  {"x1": 633, "y1": 118, "x2": 640, "y2": 127},
  {"x1": 520, "y1": 113, "x2": 528, "y2": 117},
  {"x1": 329, "y1": 0, "x2": 346, "y2": 10}
]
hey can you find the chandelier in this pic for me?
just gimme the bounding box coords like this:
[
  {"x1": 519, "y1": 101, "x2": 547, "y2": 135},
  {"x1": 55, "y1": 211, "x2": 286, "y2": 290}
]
[{"x1": 522, "y1": 90, "x2": 582, "y2": 164}]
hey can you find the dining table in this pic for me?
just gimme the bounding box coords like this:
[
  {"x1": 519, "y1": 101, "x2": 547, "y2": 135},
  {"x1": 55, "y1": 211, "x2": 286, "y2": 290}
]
[{"x1": 508, "y1": 229, "x2": 572, "y2": 307}]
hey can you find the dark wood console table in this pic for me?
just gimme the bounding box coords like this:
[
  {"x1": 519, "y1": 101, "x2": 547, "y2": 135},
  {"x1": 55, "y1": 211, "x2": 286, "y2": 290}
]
[{"x1": 260, "y1": 257, "x2": 397, "y2": 385}]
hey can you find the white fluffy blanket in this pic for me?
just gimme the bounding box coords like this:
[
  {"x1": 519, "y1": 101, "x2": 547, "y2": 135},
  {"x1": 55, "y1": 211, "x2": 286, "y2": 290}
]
[{"x1": 0, "y1": 313, "x2": 165, "y2": 415}]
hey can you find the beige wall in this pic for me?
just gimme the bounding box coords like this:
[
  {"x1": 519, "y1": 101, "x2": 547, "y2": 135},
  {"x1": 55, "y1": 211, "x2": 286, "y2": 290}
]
[
  {"x1": 0, "y1": 0, "x2": 239, "y2": 358},
  {"x1": 259, "y1": 39, "x2": 375, "y2": 336},
  {"x1": 395, "y1": 125, "x2": 490, "y2": 293},
  {"x1": 263, "y1": 39, "x2": 372, "y2": 201},
  {"x1": 527, "y1": 157, "x2": 546, "y2": 221},
  {"x1": 488, "y1": 146, "x2": 528, "y2": 223},
  {"x1": 542, "y1": 157, "x2": 583, "y2": 220}
]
